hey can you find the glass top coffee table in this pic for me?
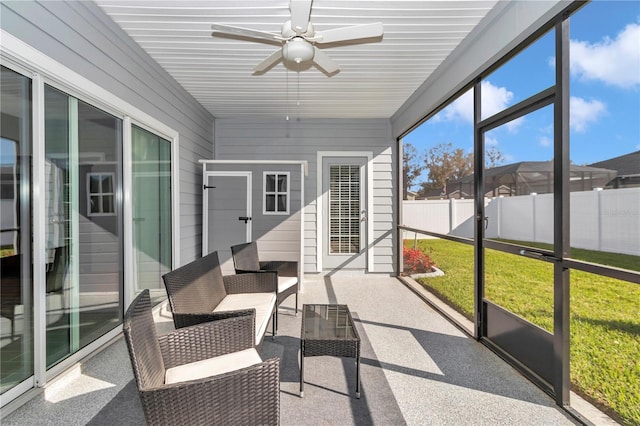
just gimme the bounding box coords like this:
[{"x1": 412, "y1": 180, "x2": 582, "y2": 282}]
[{"x1": 300, "y1": 304, "x2": 361, "y2": 398}]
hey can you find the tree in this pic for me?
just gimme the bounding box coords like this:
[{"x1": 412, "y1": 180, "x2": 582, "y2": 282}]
[
  {"x1": 402, "y1": 142, "x2": 424, "y2": 199},
  {"x1": 420, "y1": 142, "x2": 473, "y2": 197},
  {"x1": 486, "y1": 145, "x2": 506, "y2": 168}
]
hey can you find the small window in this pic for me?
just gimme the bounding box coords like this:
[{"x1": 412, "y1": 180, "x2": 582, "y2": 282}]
[
  {"x1": 87, "y1": 172, "x2": 115, "y2": 216},
  {"x1": 263, "y1": 171, "x2": 289, "y2": 215}
]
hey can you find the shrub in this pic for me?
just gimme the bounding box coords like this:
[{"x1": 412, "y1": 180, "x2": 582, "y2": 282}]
[{"x1": 403, "y1": 246, "x2": 436, "y2": 275}]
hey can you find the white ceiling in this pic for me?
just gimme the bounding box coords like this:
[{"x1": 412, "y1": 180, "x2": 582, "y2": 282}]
[{"x1": 95, "y1": 0, "x2": 499, "y2": 119}]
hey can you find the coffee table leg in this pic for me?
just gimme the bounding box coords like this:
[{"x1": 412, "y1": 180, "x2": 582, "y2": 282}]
[
  {"x1": 300, "y1": 341, "x2": 304, "y2": 397},
  {"x1": 355, "y1": 355, "x2": 361, "y2": 399}
]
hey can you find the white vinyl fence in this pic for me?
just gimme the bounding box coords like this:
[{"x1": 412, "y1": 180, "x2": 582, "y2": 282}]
[{"x1": 402, "y1": 187, "x2": 640, "y2": 256}]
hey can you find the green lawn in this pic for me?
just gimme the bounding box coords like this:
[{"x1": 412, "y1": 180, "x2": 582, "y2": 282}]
[
  {"x1": 406, "y1": 238, "x2": 640, "y2": 425},
  {"x1": 1, "y1": 247, "x2": 15, "y2": 257}
]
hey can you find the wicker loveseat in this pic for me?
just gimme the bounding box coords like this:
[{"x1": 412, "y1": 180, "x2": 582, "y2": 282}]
[
  {"x1": 123, "y1": 289, "x2": 280, "y2": 425},
  {"x1": 162, "y1": 251, "x2": 278, "y2": 346}
]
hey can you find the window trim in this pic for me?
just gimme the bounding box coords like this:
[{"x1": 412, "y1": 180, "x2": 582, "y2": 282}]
[{"x1": 263, "y1": 171, "x2": 290, "y2": 215}]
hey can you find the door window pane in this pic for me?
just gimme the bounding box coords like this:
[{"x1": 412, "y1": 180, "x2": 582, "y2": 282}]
[
  {"x1": 1, "y1": 66, "x2": 33, "y2": 394},
  {"x1": 329, "y1": 165, "x2": 360, "y2": 254},
  {"x1": 484, "y1": 105, "x2": 555, "y2": 250},
  {"x1": 132, "y1": 125, "x2": 172, "y2": 305},
  {"x1": 44, "y1": 85, "x2": 123, "y2": 367},
  {"x1": 484, "y1": 249, "x2": 554, "y2": 332}
]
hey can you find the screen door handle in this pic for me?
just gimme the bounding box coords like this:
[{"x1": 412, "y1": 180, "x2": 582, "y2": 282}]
[
  {"x1": 476, "y1": 214, "x2": 489, "y2": 229},
  {"x1": 238, "y1": 216, "x2": 252, "y2": 224}
]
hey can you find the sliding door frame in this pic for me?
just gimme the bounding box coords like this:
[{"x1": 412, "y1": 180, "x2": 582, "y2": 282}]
[{"x1": 0, "y1": 31, "x2": 180, "y2": 407}]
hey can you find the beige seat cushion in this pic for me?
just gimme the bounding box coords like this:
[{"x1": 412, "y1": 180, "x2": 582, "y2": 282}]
[
  {"x1": 165, "y1": 348, "x2": 261, "y2": 384},
  {"x1": 278, "y1": 276, "x2": 298, "y2": 293},
  {"x1": 214, "y1": 293, "x2": 276, "y2": 344}
]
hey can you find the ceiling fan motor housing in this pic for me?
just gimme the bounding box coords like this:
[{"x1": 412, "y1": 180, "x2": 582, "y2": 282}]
[{"x1": 283, "y1": 38, "x2": 315, "y2": 64}]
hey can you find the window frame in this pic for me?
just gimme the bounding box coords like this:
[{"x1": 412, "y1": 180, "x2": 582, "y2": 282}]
[{"x1": 262, "y1": 171, "x2": 290, "y2": 215}]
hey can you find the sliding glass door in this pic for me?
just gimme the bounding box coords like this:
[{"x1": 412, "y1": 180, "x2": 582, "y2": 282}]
[
  {"x1": 131, "y1": 125, "x2": 172, "y2": 305},
  {"x1": 44, "y1": 85, "x2": 123, "y2": 368},
  {"x1": 0, "y1": 66, "x2": 33, "y2": 395},
  {"x1": 1, "y1": 51, "x2": 177, "y2": 407}
]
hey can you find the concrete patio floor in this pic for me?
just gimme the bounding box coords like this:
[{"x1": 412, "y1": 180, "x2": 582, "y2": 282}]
[{"x1": 2, "y1": 274, "x2": 584, "y2": 425}]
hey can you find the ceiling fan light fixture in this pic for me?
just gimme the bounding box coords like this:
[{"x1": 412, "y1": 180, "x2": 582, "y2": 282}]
[{"x1": 282, "y1": 38, "x2": 314, "y2": 64}]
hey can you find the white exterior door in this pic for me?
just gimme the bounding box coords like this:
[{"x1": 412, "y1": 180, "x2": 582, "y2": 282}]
[
  {"x1": 322, "y1": 157, "x2": 367, "y2": 269},
  {"x1": 203, "y1": 172, "x2": 251, "y2": 274}
]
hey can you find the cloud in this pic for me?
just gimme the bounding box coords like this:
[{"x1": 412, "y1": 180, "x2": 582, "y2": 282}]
[
  {"x1": 434, "y1": 89, "x2": 473, "y2": 123},
  {"x1": 570, "y1": 96, "x2": 606, "y2": 132},
  {"x1": 570, "y1": 23, "x2": 640, "y2": 88},
  {"x1": 539, "y1": 136, "x2": 552, "y2": 147},
  {"x1": 481, "y1": 82, "x2": 515, "y2": 118},
  {"x1": 540, "y1": 124, "x2": 553, "y2": 135},
  {"x1": 485, "y1": 135, "x2": 499, "y2": 147},
  {"x1": 435, "y1": 81, "x2": 520, "y2": 129}
]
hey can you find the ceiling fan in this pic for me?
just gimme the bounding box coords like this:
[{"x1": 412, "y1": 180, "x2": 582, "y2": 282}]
[{"x1": 211, "y1": 0, "x2": 383, "y2": 76}]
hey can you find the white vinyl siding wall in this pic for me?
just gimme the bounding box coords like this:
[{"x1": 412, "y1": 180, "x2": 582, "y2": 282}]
[{"x1": 214, "y1": 118, "x2": 396, "y2": 274}]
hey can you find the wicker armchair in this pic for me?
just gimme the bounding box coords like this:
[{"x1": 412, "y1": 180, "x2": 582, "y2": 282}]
[
  {"x1": 123, "y1": 289, "x2": 280, "y2": 425},
  {"x1": 162, "y1": 251, "x2": 278, "y2": 346},
  {"x1": 230, "y1": 242, "x2": 299, "y2": 321}
]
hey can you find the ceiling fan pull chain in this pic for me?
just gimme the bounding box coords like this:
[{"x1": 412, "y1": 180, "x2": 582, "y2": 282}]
[
  {"x1": 286, "y1": 69, "x2": 290, "y2": 121},
  {"x1": 297, "y1": 71, "x2": 301, "y2": 107}
]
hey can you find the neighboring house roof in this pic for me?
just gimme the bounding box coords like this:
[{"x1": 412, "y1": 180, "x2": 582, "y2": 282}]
[
  {"x1": 588, "y1": 151, "x2": 640, "y2": 177},
  {"x1": 420, "y1": 187, "x2": 472, "y2": 199},
  {"x1": 459, "y1": 160, "x2": 616, "y2": 181},
  {"x1": 450, "y1": 160, "x2": 617, "y2": 195}
]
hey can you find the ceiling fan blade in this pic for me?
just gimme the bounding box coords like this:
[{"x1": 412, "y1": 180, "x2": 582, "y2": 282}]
[
  {"x1": 316, "y1": 22, "x2": 384, "y2": 44},
  {"x1": 253, "y1": 49, "x2": 283, "y2": 74},
  {"x1": 211, "y1": 24, "x2": 280, "y2": 44},
  {"x1": 312, "y1": 47, "x2": 340, "y2": 75},
  {"x1": 290, "y1": 0, "x2": 312, "y2": 34}
]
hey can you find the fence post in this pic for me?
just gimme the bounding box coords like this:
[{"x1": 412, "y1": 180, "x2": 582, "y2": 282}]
[
  {"x1": 449, "y1": 198, "x2": 454, "y2": 233},
  {"x1": 531, "y1": 193, "x2": 537, "y2": 243},
  {"x1": 595, "y1": 188, "x2": 603, "y2": 251},
  {"x1": 493, "y1": 196, "x2": 502, "y2": 239}
]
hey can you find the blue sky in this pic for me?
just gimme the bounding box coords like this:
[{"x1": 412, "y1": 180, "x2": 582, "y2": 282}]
[{"x1": 403, "y1": 1, "x2": 640, "y2": 177}]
